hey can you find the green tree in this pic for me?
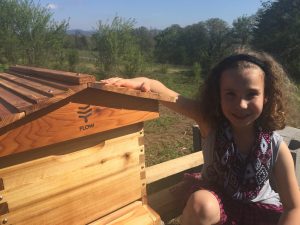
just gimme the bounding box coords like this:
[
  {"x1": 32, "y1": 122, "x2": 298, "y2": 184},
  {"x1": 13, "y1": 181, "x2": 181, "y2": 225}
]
[
  {"x1": 92, "y1": 16, "x2": 145, "y2": 76},
  {"x1": 253, "y1": 0, "x2": 300, "y2": 80},
  {"x1": 231, "y1": 15, "x2": 256, "y2": 47},
  {"x1": 181, "y1": 22, "x2": 208, "y2": 65},
  {"x1": 67, "y1": 49, "x2": 79, "y2": 71},
  {"x1": 0, "y1": 0, "x2": 68, "y2": 66},
  {"x1": 133, "y1": 26, "x2": 157, "y2": 60},
  {"x1": 200, "y1": 18, "x2": 232, "y2": 74},
  {"x1": 154, "y1": 24, "x2": 185, "y2": 64},
  {"x1": 153, "y1": 18, "x2": 232, "y2": 71}
]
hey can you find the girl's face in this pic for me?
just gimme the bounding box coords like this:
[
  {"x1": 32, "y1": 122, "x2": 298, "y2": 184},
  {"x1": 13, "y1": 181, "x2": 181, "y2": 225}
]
[{"x1": 220, "y1": 67, "x2": 265, "y2": 130}]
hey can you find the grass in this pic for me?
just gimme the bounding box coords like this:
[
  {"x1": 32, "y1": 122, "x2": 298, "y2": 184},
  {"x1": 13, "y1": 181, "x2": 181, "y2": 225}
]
[
  {"x1": 144, "y1": 105, "x2": 195, "y2": 166},
  {"x1": 142, "y1": 67, "x2": 200, "y2": 166},
  {"x1": 0, "y1": 64, "x2": 8, "y2": 72}
]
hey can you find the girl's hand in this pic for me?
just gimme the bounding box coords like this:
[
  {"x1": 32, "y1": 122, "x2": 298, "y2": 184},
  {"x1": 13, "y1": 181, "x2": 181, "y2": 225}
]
[{"x1": 100, "y1": 77, "x2": 151, "y2": 92}]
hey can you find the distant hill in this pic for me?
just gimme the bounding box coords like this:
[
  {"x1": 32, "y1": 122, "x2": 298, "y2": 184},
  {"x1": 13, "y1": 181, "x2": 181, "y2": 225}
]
[{"x1": 67, "y1": 29, "x2": 95, "y2": 36}]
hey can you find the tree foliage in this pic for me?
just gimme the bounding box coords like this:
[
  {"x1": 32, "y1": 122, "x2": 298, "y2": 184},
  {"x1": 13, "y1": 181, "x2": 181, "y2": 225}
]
[
  {"x1": 231, "y1": 15, "x2": 256, "y2": 47},
  {"x1": 253, "y1": 0, "x2": 300, "y2": 80},
  {"x1": 92, "y1": 16, "x2": 145, "y2": 76},
  {"x1": 154, "y1": 18, "x2": 232, "y2": 74},
  {"x1": 1, "y1": 0, "x2": 300, "y2": 82},
  {"x1": 0, "y1": 0, "x2": 68, "y2": 66}
]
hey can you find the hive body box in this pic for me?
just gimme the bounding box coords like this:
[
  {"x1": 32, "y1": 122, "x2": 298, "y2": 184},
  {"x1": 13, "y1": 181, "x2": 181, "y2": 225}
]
[{"x1": 0, "y1": 66, "x2": 174, "y2": 225}]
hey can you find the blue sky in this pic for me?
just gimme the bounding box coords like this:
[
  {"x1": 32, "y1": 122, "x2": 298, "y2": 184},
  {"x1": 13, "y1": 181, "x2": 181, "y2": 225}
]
[{"x1": 37, "y1": 0, "x2": 266, "y2": 30}]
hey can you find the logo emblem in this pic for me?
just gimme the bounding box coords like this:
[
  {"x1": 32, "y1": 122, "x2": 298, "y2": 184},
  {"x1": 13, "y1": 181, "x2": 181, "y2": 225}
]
[{"x1": 77, "y1": 105, "x2": 92, "y2": 123}]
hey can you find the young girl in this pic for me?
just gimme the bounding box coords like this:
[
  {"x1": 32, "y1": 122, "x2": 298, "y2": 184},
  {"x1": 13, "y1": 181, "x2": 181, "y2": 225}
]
[{"x1": 100, "y1": 50, "x2": 300, "y2": 225}]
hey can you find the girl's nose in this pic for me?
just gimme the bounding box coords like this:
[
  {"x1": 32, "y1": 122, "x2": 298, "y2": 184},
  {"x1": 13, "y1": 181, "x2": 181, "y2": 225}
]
[{"x1": 239, "y1": 99, "x2": 248, "y2": 109}]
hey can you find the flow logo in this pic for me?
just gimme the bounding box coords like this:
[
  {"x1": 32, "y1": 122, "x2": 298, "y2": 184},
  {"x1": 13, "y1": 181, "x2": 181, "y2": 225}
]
[{"x1": 77, "y1": 105, "x2": 92, "y2": 123}]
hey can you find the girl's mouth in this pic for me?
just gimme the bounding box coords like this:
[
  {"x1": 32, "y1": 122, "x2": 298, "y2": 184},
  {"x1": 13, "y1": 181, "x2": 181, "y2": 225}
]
[{"x1": 232, "y1": 113, "x2": 250, "y2": 120}]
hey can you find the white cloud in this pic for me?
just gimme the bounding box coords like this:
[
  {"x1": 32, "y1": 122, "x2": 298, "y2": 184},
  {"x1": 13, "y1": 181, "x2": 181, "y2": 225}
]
[{"x1": 46, "y1": 3, "x2": 57, "y2": 10}]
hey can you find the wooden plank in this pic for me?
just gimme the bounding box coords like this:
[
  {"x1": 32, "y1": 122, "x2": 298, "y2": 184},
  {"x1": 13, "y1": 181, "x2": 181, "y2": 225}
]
[
  {"x1": 0, "y1": 127, "x2": 143, "y2": 187},
  {"x1": 0, "y1": 86, "x2": 32, "y2": 112},
  {"x1": 0, "y1": 128, "x2": 145, "y2": 224},
  {"x1": 0, "y1": 111, "x2": 25, "y2": 133},
  {"x1": 0, "y1": 167, "x2": 142, "y2": 225},
  {"x1": 9, "y1": 65, "x2": 96, "y2": 85},
  {"x1": 88, "y1": 201, "x2": 143, "y2": 225},
  {"x1": 92, "y1": 82, "x2": 177, "y2": 102},
  {"x1": 7, "y1": 71, "x2": 72, "y2": 91},
  {"x1": 146, "y1": 151, "x2": 204, "y2": 184},
  {"x1": 0, "y1": 100, "x2": 18, "y2": 116},
  {"x1": 0, "y1": 89, "x2": 158, "y2": 157},
  {"x1": 0, "y1": 76, "x2": 48, "y2": 104},
  {"x1": 148, "y1": 182, "x2": 184, "y2": 221},
  {"x1": 89, "y1": 202, "x2": 161, "y2": 225},
  {"x1": 0, "y1": 123, "x2": 143, "y2": 169},
  {"x1": 0, "y1": 73, "x2": 65, "y2": 97}
]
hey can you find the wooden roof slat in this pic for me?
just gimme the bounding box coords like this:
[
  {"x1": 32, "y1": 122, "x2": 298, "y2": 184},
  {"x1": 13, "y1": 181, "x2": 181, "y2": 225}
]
[
  {"x1": 0, "y1": 86, "x2": 32, "y2": 112},
  {"x1": 0, "y1": 111, "x2": 25, "y2": 130},
  {"x1": 0, "y1": 73, "x2": 65, "y2": 97},
  {"x1": 7, "y1": 71, "x2": 72, "y2": 91},
  {"x1": 0, "y1": 77, "x2": 48, "y2": 104},
  {"x1": 0, "y1": 99, "x2": 19, "y2": 115},
  {"x1": 9, "y1": 65, "x2": 96, "y2": 85},
  {"x1": 91, "y1": 82, "x2": 177, "y2": 102}
]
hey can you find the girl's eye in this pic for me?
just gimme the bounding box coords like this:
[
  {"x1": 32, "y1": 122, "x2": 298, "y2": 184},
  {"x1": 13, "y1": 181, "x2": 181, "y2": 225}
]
[
  {"x1": 247, "y1": 92, "x2": 259, "y2": 98},
  {"x1": 226, "y1": 92, "x2": 235, "y2": 97}
]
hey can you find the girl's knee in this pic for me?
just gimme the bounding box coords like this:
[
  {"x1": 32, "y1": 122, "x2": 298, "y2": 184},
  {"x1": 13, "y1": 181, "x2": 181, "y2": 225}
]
[{"x1": 182, "y1": 190, "x2": 220, "y2": 225}]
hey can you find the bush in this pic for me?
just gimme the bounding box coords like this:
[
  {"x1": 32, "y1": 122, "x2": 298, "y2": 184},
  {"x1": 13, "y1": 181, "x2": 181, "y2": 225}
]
[
  {"x1": 67, "y1": 49, "x2": 79, "y2": 71},
  {"x1": 160, "y1": 64, "x2": 169, "y2": 74},
  {"x1": 192, "y1": 62, "x2": 202, "y2": 83}
]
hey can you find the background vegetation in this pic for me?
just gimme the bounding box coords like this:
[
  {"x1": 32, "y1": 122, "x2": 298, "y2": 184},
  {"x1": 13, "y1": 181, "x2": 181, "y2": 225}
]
[{"x1": 0, "y1": 0, "x2": 300, "y2": 167}]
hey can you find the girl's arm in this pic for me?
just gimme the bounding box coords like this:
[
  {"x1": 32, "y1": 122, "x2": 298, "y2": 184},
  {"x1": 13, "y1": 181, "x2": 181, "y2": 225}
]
[
  {"x1": 100, "y1": 77, "x2": 210, "y2": 137},
  {"x1": 274, "y1": 141, "x2": 300, "y2": 225}
]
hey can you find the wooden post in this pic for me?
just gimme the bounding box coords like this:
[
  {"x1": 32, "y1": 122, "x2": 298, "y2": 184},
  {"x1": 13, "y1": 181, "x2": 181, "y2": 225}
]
[{"x1": 192, "y1": 124, "x2": 201, "y2": 152}]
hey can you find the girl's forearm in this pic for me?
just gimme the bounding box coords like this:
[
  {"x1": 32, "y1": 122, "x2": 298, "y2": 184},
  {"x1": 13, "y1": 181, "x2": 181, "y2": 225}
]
[
  {"x1": 140, "y1": 77, "x2": 179, "y2": 98},
  {"x1": 144, "y1": 78, "x2": 203, "y2": 126},
  {"x1": 278, "y1": 208, "x2": 300, "y2": 225}
]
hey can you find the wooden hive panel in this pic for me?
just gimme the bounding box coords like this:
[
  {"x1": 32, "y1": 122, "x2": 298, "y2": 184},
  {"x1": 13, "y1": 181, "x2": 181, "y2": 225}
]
[
  {"x1": 0, "y1": 88, "x2": 159, "y2": 157},
  {"x1": 0, "y1": 124, "x2": 146, "y2": 225},
  {"x1": 88, "y1": 201, "x2": 161, "y2": 225}
]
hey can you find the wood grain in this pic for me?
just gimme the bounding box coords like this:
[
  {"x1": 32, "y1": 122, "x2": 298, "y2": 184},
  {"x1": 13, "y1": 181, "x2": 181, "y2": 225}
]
[
  {"x1": 88, "y1": 201, "x2": 161, "y2": 225},
  {"x1": 9, "y1": 65, "x2": 96, "y2": 85},
  {"x1": 0, "y1": 128, "x2": 145, "y2": 224},
  {"x1": 0, "y1": 73, "x2": 63, "y2": 97},
  {"x1": 146, "y1": 151, "x2": 204, "y2": 184},
  {"x1": 0, "y1": 76, "x2": 48, "y2": 104},
  {"x1": 0, "y1": 89, "x2": 158, "y2": 157},
  {"x1": 91, "y1": 82, "x2": 177, "y2": 102}
]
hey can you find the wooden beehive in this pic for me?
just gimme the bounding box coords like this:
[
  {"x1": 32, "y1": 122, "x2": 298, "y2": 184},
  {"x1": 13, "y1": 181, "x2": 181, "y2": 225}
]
[{"x1": 0, "y1": 65, "x2": 175, "y2": 225}]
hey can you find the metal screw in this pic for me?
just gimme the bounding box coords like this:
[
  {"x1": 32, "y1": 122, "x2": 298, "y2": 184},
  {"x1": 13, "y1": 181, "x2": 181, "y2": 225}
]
[
  {"x1": 48, "y1": 89, "x2": 53, "y2": 93},
  {"x1": 0, "y1": 195, "x2": 3, "y2": 201},
  {"x1": 2, "y1": 218, "x2": 8, "y2": 224}
]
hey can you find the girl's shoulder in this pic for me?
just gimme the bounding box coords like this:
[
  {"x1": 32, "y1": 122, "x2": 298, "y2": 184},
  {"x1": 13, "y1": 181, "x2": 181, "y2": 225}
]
[
  {"x1": 271, "y1": 131, "x2": 285, "y2": 164},
  {"x1": 271, "y1": 131, "x2": 283, "y2": 147}
]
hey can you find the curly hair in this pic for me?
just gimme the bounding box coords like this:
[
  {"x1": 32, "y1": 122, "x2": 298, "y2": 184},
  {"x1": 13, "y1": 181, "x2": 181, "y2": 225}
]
[{"x1": 199, "y1": 49, "x2": 291, "y2": 131}]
